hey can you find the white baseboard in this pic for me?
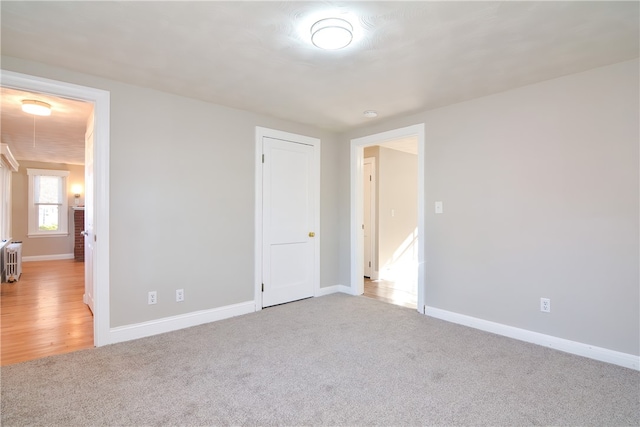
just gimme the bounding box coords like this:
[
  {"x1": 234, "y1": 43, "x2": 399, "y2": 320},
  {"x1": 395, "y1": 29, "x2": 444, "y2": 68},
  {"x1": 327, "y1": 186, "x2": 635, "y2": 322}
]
[
  {"x1": 109, "y1": 301, "x2": 255, "y2": 345},
  {"x1": 425, "y1": 306, "x2": 639, "y2": 371},
  {"x1": 316, "y1": 284, "x2": 353, "y2": 296},
  {"x1": 23, "y1": 253, "x2": 74, "y2": 262}
]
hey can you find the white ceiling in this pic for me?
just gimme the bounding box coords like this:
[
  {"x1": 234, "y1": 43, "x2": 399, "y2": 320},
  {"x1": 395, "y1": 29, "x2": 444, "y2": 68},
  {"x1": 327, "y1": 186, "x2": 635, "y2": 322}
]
[
  {"x1": 1, "y1": 1, "x2": 638, "y2": 165},
  {"x1": 1, "y1": 87, "x2": 92, "y2": 165},
  {"x1": 380, "y1": 137, "x2": 418, "y2": 156}
]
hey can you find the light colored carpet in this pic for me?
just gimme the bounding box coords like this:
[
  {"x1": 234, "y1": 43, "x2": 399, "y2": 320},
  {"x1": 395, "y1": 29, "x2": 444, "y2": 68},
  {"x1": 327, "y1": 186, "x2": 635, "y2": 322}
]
[{"x1": 2, "y1": 293, "x2": 638, "y2": 426}]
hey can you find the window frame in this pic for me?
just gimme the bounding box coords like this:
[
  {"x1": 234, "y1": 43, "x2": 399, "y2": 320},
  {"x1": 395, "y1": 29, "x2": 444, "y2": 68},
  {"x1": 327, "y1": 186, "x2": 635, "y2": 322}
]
[
  {"x1": 1, "y1": 144, "x2": 19, "y2": 242},
  {"x1": 27, "y1": 168, "x2": 70, "y2": 238}
]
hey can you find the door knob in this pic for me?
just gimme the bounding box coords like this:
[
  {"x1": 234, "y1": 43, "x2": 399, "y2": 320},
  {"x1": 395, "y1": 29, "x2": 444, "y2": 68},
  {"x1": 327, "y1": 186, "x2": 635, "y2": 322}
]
[
  {"x1": 308, "y1": 232, "x2": 315, "y2": 237},
  {"x1": 80, "y1": 231, "x2": 88, "y2": 237}
]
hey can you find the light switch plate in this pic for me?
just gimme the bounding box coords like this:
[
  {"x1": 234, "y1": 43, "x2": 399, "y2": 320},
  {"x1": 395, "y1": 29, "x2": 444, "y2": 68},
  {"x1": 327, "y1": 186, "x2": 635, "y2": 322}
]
[{"x1": 435, "y1": 201, "x2": 443, "y2": 214}]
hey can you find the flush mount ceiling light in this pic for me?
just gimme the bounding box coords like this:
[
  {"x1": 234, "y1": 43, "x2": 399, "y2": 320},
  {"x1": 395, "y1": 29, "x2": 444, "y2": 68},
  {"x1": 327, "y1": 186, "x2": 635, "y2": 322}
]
[
  {"x1": 311, "y1": 18, "x2": 353, "y2": 50},
  {"x1": 363, "y1": 110, "x2": 378, "y2": 118},
  {"x1": 21, "y1": 100, "x2": 52, "y2": 116}
]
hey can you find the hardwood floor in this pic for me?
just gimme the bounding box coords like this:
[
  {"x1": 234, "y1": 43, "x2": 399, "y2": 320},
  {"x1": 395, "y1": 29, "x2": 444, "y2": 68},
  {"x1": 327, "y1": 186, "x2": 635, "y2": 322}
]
[
  {"x1": 363, "y1": 277, "x2": 417, "y2": 309},
  {"x1": 1, "y1": 260, "x2": 93, "y2": 366}
]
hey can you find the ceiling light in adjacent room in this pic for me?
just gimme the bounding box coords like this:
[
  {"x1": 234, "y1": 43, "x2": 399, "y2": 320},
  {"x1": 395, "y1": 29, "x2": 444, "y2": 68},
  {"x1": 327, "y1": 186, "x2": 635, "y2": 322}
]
[
  {"x1": 363, "y1": 110, "x2": 378, "y2": 118},
  {"x1": 21, "y1": 100, "x2": 51, "y2": 116},
  {"x1": 311, "y1": 18, "x2": 353, "y2": 50}
]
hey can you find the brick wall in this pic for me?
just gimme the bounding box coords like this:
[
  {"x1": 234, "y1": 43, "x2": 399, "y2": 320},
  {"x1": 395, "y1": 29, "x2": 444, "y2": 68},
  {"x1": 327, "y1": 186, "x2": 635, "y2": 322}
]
[{"x1": 74, "y1": 209, "x2": 84, "y2": 262}]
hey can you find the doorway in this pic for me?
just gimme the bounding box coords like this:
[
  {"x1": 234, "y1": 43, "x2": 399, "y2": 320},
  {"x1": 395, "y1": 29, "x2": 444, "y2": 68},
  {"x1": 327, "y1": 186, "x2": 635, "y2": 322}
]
[
  {"x1": 1, "y1": 69, "x2": 111, "y2": 347},
  {"x1": 350, "y1": 124, "x2": 425, "y2": 313},
  {"x1": 0, "y1": 88, "x2": 93, "y2": 364},
  {"x1": 362, "y1": 143, "x2": 418, "y2": 309}
]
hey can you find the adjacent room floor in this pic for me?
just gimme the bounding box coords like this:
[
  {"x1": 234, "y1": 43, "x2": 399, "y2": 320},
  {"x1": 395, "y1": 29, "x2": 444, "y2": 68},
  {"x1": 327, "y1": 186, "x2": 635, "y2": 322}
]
[
  {"x1": 363, "y1": 277, "x2": 417, "y2": 309},
  {"x1": 0, "y1": 259, "x2": 93, "y2": 366}
]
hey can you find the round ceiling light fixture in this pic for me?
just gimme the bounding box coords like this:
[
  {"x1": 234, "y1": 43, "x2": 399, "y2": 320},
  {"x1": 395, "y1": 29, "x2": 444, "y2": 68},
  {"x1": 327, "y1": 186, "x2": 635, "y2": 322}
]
[
  {"x1": 311, "y1": 18, "x2": 353, "y2": 50},
  {"x1": 21, "y1": 99, "x2": 52, "y2": 116},
  {"x1": 363, "y1": 110, "x2": 378, "y2": 118}
]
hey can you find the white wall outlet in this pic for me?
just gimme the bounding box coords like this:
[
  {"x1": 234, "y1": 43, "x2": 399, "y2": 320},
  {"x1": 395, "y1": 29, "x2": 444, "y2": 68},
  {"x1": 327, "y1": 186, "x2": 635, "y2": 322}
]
[
  {"x1": 435, "y1": 201, "x2": 443, "y2": 214},
  {"x1": 148, "y1": 291, "x2": 157, "y2": 305},
  {"x1": 176, "y1": 289, "x2": 184, "y2": 302},
  {"x1": 540, "y1": 297, "x2": 550, "y2": 313}
]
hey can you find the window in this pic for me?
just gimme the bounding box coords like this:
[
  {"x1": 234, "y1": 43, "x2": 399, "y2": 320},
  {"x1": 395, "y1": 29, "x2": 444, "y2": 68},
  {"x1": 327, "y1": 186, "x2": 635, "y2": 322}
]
[{"x1": 27, "y1": 169, "x2": 70, "y2": 237}]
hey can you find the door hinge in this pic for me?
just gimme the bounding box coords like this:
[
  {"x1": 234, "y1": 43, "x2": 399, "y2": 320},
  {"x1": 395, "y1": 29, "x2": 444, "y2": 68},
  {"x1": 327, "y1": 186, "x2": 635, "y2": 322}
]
[
  {"x1": 362, "y1": 224, "x2": 364, "y2": 229},
  {"x1": 94, "y1": 235, "x2": 97, "y2": 242},
  {"x1": 369, "y1": 261, "x2": 371, "y2": 267},
  {"x1": 261, "y1": 283, "x2": 264, "y2": 292},
  {"x1": 370, "y1": 175, "x2": 372, "y2": 181},
  {"x1": 262, "y1": 154, "x2": 265, "y2": 163}
]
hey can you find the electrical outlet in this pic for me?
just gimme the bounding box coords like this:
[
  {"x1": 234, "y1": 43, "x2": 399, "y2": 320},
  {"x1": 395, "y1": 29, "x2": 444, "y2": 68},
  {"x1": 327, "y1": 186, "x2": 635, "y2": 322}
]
[
  {"x1": 148, "y1": 291, "x2": 157, "y2": 305},
  {"x1": 540, "y1": 297, "x2": 550, "y2": 313},
  {"x1": 176, "y1": 289, "x2": 184, "y2": 302}
]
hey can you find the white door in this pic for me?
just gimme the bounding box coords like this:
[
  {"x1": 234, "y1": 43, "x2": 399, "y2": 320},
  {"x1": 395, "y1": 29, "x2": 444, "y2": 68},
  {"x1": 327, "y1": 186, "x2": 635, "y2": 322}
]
[
  {"x1": 83, "y1": 111, "x2": 95, "y2": 313},
  {"x1": 363, "y1": 160, "x2": 372, "y2": 278},
  {"x1": 262, "y1": 137, "x2": 316, "y2": 307}
]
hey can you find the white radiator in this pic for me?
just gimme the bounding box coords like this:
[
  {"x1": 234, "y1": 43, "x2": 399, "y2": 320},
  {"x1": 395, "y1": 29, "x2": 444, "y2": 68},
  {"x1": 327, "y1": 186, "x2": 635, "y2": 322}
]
[{"x1": 6, "y1": 242, "x2": 22, "y2": 283}]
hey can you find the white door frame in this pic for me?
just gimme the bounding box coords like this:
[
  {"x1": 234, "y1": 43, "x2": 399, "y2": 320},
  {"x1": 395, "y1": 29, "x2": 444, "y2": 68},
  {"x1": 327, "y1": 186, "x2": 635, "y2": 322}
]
[
  {"x1": 254, "y1": 126, "x2": 320, "y2": 311},
  {"x1": 350, "y1": 124, "x2": 425, "y2": 313},
  {"x1": 1, "y1": 70, "x2": 111, "y2": 345}
]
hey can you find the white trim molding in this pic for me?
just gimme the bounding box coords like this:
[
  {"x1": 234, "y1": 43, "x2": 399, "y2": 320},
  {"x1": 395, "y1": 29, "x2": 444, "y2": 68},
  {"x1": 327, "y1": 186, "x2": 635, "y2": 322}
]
[
  {"x1": 109, "y1": 301, "x2": 255, "y2": 344},
  {"x1": 1, "y1": 144, "x2": 19, "y2": 172},
  {"x1": 23, "y1": 253, "x2": 74, "y2": 262},
  {"x1": 426, "y1": 306, "x2": 640, "y2": 371},
  {"x1": 316, "y1": 284, "x2": 353, "y2": 297}
]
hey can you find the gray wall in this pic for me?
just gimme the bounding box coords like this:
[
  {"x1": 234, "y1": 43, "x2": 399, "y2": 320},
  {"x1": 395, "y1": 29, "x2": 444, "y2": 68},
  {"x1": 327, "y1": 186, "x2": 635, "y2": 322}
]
[
  {"x1": 339, "y1": 59, "x2": 639, "y2": 356},
  {"x1": 378, "y1": 147, "x2": 418, "y2": 278},
  {"x1": 3, "y1": 55, "x2": 637, "y2": 357},
  {"x1": 2, "y1": 55, "x2": 340, "y2": 328}
]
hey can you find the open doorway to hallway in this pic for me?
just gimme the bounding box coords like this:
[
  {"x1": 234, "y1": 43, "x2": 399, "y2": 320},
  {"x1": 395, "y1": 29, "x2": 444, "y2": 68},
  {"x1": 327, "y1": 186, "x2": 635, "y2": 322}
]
[
  {"x1": 1, "y1": 69, "x2": 111, "y2": 349},
  {"x1": 0, "y1": 86, "x2": 94, "y2": 365},
  {"x1": 350, "y1": 123, "x2": 425, "y2": 313},
  {"x1": 361, "y1": 141, "x2": 418, "y2": 310}
]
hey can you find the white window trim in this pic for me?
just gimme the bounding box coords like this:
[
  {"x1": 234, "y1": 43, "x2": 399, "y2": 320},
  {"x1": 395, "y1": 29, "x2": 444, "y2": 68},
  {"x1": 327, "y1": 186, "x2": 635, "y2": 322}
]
[
  {"x1": 1, "y1": 144, "x2": 19, "y2": 243},
  {"x1": 27, "y1": 168, "x2": 70, "y2": 238}
]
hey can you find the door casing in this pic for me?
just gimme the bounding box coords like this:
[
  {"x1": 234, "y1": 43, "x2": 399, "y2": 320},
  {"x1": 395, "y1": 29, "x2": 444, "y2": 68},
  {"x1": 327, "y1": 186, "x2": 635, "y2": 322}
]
[
  {"x1": 1, "y1": 70, "x2": 111, "y2": 345},
  {"x1": 84, "y1": 112, "x2": 95, "y2": 313},
  {"x1": 254, "y1": 127, "x2": 320, "y2": 310},
  {"x1": 350, "y1": 124, "x2": 426, "y2": 313}
]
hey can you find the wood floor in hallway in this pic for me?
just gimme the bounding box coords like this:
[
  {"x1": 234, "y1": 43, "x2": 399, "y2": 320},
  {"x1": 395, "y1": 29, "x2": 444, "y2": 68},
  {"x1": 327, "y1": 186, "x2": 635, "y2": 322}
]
[
  {"x1": 363, "y1": 277, "x2": 417, "y2": 310},
  {"x1": 1, "y1": 260, "x2": 93, "y2": 366}
]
